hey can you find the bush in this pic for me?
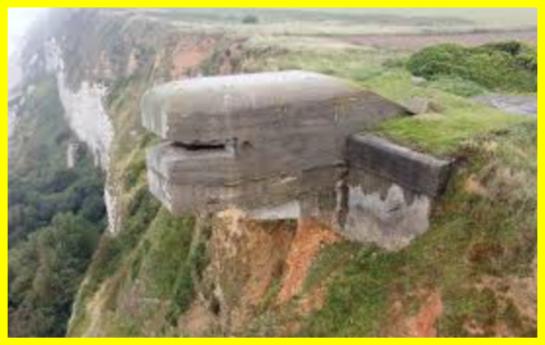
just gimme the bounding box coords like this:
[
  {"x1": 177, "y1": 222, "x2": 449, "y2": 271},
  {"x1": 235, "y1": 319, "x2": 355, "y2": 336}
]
[
  {"x1": 406, "y1": 41, "x2": 537, "y2": 93},
  {"x1": 8, "y1": 213, "x2": 101, "y2": 336},
  {"x1": 242, "y1": 14, "x2": 259, "y2": 24}
]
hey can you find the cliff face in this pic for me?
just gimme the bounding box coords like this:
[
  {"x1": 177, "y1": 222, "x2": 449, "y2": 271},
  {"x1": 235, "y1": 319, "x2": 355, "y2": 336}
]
[
  {"x1": 9, "y1": 9, "x2": 536, "y2": 337},
  {"x1": 15, "y1": 9, "x2": 304, "y2": 336}
]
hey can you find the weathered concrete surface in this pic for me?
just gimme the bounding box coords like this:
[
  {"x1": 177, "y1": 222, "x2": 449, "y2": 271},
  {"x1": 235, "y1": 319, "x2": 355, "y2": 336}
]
[
  {"x1": 147, "y1": 144, "x2": 342, "y2": 214},
  {"x1": 342, "y1": 169, "x2": 431, "y2": 250},
  {"x1": 347, "y1": 134, "x2": 453, "y2": 197},
  {"x1": 142, "y1": 71, "x2": 454, "y2": 249},
  {"x1": 143, "y1": 71, "x2": 409, "y2": 214},
  {"x1": 141, "y1": 70, "x2": 407, "y2": 144},
  {"x1": 341, "y1": 134, "x2": 453, "y2": 249}
]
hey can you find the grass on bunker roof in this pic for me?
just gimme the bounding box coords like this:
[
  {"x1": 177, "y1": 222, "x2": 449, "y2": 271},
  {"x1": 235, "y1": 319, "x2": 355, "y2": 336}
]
[
  {"x1": 239, "y1": 40, "x2": 534, "y2": 156},
  {"x1": 365, "y1": 69, "x2": 533, "y2": 156}
]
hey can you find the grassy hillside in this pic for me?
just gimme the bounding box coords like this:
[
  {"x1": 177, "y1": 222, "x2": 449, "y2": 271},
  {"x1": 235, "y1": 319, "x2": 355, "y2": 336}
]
[
  {"x1": 68, "y1": 36, "x2": 535, "y2": 336},
  {"x1": 299, "y1": 122, "x2": 536, "y2": 336},
  {"x1": 217, "y1": 37, "x2": 536, "y2": 336},
  {"x1": 9, "y1": 9, "x2": 536, "y2": 337}
]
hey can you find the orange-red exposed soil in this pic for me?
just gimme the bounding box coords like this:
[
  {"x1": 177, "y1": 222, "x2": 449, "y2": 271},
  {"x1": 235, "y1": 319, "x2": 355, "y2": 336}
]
[
  {"x1": 171, "y1": 37, "x2": 216, "y2": 78},
  {"x1": 277, "y1": 218, "x2": 341, "y2": 304},
  {"x1": 385, "y1": 289, "x2": 444, "y2": 337}
]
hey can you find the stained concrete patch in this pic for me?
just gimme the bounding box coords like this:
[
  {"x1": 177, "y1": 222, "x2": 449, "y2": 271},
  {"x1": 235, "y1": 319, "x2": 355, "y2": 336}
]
[
  {"x1": 247, "y1": 201, "x2": 301, "y2": 220},
  {"x1": 343, "y1": 183, "x2": 430, "y2": 250},
  {"x1": 343, "y1": 135, "x2": 453, "y2": 249}
]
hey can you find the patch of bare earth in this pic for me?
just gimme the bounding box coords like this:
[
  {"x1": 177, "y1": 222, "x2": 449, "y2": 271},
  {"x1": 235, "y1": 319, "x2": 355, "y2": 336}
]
[
  {"x1": 180, "y1": 209, "x2": 297, "y2": 335},
  {"x1": 180, "y1": 300, "x2": 219, "y2": 336},
  {"x1": 384, "y1": 289, "x2": 444, "y2": 337},
  {"x1": 267, "y1": 218, "x2": 341, "y2": 335},
  {"x1": 464, "y1": 174, "x2": 490, "y2": 198},
  {"x1": 177, "y1": 212, "x2": 342, "y2": 336},
  {"x1": 170, "y1": 36, "x2": 217, "y2": 78},
  {"x1": 277, "y1": 218, "x2": 341, "y2": 304},
  {"x1": 473, "y1": 256, "x2": 537, "y2": 336}
]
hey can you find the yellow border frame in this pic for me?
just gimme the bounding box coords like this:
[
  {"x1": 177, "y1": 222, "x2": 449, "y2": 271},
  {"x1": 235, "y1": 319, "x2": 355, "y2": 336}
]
[{"x1": 2, "y1": 2, "x2": 542, "y2": 342}]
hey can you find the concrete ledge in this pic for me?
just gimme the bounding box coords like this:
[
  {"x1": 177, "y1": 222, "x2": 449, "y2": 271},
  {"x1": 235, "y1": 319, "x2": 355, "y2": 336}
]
[
  {"x1": 141, "y1": 70, "x2": 356, "y2": 142},
  {"x1": 347, "y1": 134, "x2": 453, "y2": 197},
  {"x1": 148, "y1": 161, "x2": 342, "y2": 216},
  {"x1": 141, "y1": 70, "x2": 409, "y2": 143}
]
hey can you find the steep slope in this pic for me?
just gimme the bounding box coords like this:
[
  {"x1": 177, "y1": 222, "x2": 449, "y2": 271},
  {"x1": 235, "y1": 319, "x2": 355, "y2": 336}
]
[
  {"x1": 9, "y1": 9, "x2": 536, "y2": 337},
  {"x1": 8, "y1": 75, "x2": 106, "y2": 336}
]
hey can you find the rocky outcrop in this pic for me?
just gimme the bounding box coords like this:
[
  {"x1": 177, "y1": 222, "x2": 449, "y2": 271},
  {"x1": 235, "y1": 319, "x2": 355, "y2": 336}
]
[
  {"x1": 44, "y1": 37, "x2": 120, "y2": 233},
  {"x1": 45, "y1": 38, "x2": 114, "y2": 168}
]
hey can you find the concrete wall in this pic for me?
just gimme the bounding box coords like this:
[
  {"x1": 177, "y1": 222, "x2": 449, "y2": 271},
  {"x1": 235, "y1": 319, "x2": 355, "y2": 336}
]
[
  {"x1": 340, "y1": 134, "x2": 453, "y2": 250},
  {"x1": 141, "y1": 71, "x2": 454, "y2": 249},
  {"x1": 142, "y1": 71, "x2": 409, "y2": 216}
]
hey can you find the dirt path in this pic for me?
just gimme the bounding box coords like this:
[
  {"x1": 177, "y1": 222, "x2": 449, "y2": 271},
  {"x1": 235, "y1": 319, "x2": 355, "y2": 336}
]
[{"x1": 341, "y1": 29, "x2": 536, "y2": 50}]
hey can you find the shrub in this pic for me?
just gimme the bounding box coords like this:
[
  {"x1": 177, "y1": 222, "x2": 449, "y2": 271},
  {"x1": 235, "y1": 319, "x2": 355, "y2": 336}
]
[
  {"x1": 406, "y1": 41, "x2": 537, "y2": 93},
  {"x1": 242, "y1": 14, "x2": 259, "y2": 24}
]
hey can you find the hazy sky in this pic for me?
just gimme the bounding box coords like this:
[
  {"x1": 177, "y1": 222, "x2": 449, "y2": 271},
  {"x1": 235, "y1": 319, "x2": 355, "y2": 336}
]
[
  {"x1": 8, "y1": 8, "x2": 44, "y2": 56},
  {"x1": 6, "y1": 8, "x2": 536, "y2": 56}
]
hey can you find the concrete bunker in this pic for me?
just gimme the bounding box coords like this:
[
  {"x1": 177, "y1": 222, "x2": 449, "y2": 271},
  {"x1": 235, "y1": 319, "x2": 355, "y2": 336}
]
[{"x1": 141, "y1": 70, "x2": 453, "y2": 249}]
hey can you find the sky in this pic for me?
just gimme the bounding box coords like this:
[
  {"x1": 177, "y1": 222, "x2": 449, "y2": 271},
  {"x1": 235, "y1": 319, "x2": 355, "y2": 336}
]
[{"x1": 8, "y1": 8, "x2": 44, "y2": 56}]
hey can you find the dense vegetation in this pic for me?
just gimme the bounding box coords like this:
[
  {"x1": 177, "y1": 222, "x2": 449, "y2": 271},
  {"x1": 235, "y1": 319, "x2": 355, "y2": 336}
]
[
  {"x1": 406, "y1": 41, "x2": 537, "y2": 94},
  {"x1": 8, "y1": 76, "x2": 106, "y2": 336}
]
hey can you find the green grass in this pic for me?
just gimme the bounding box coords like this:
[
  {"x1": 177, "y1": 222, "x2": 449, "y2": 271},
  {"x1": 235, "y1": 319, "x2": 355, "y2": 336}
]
[
  {"x1": 136, "y1": 209, "x2": 197, "y2": 326},
  {"x1": 300, "y1": 121, "x2": 536, "y2": 336},
  {"x1": 425, "y1": 75, "x2": 488, "y2": 97},
  {"x1": 139, "y1": 209, "x2": 195, "y2": 295},
  {"x1": 68, "y1": 203, "x2": 199, "y2": 335},
  {"x1": 300, "y1": 244, "x2": 406, "y2": 336},
  {"x1": 111, "y1": 8, "x2": 535, "y2": 38},
  {"x1": 374, "y1": 105, "x2": 529, "y2": 156},
  {"x1": 360, "y1": 69, "x2": 533, "y2": 155},
  {"x1": 239, "y1": 46, "x2": 389, "y2": 82},
  {"x1": 407, "y1": 42, "x2": 537, "y2": 93}
]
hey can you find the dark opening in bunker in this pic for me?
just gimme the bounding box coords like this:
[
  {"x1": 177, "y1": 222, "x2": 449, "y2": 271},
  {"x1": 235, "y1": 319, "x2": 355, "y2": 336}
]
[{"x1": 172, "y1": 141, "x2": 227, "y2": 151}]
